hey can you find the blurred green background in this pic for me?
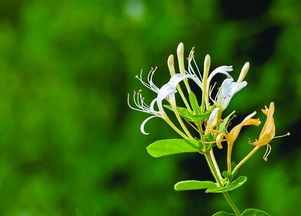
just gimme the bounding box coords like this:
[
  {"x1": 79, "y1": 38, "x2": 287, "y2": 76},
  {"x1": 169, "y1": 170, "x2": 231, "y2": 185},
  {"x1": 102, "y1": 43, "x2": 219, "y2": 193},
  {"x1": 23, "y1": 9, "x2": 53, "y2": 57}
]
[{"x1": 0, "y1": 0, "x2": 300, "y2": 215}]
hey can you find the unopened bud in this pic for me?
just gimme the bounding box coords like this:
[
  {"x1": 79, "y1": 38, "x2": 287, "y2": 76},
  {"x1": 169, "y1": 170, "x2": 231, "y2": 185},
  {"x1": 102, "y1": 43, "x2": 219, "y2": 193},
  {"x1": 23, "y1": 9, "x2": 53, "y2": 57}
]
[
  {"x1": 204, "y1": 54, "x2": 211, "y2": 75},
  {"x1": 167, "y1": 55, "x2": 176, "y2": 76},
  {"x1": 177, "y1": 42, "x2": 186, "y2": 75},
  {"x1": 237, "y1": 62, "x2": 249, "y2": 83}
]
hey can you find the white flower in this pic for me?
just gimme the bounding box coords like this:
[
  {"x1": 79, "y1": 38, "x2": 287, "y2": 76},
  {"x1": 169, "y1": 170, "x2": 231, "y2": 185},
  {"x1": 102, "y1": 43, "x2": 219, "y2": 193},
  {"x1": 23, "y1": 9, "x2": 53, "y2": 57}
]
[
  {"x1": 129, "y1": 69, "x2": 195, "y2": 135},
  {"x1": 187, "y1": 48, "x2": 234, "y2": 94},
  {"x1": 156, "y1": 73, "x2": 194, "y2": 110},
  {"x1": 127, "y1": 91, "x2": 161, "y2": 135},
  {"x1": 214, "y1": 78, "x2": 247, "y2": 110}
]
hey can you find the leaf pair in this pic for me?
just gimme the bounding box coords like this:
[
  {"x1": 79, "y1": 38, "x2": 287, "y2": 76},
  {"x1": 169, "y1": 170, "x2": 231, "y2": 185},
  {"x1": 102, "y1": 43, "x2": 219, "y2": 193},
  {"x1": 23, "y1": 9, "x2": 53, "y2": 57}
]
[
  {"x1": 212, "y1": 209, "x2": 270, "y2": 216},
  {"x1": 174, "y1": 176, "x2": 247, "y2": 193}
]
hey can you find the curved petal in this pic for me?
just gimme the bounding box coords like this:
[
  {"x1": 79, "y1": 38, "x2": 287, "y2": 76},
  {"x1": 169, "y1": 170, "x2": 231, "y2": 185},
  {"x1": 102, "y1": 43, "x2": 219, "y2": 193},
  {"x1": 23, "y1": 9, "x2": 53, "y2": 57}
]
[
  {"x1": 207, "y1": 66, "x2": 233, "y2": 87},
  {"x1": 156, "y1": 74, "x2": 194, "y2": 111},
  {"x1": 227, "y1": 111, "x2": 258, "y2": 145},
  {"x1": 215, "y1": 78, "x2": 247, "y2": 109},
  {"x1": 216, "y1": 134, "x2": 224, "y2": 149},
  {"x1": 140, "y1": 115, "x2": 158, "y2": 135},
  {"x1": 253, "y1": 102, "x2": 276, "y2": 147}
]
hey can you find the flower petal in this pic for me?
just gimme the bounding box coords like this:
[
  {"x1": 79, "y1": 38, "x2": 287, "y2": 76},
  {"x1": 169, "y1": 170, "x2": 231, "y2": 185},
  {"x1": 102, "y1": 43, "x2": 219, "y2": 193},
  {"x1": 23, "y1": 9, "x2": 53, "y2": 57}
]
[
  {"x1": 140, "y1": 115, "x2": 158, "y2": 135},
  {"x1": 253, "y1": 102, "x2": 275, "y2": 147},
  {"x1": 216, "y1": 134, "x2": 224, "y2": 149},
  {"x1": 215, "y1": 78, "x2": 247, "y2": 110},
  {"x1": 227, "y1": 111, "x2": 258, "y2": 145},
  {"x1": 156, "y1": 73, "x2": 194, "y2": 111}
]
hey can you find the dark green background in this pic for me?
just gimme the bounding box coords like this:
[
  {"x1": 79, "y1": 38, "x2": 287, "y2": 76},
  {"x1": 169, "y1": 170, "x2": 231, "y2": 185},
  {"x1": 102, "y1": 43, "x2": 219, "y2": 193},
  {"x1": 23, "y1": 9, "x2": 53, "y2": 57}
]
[{"x1": 0, "y1": 0, "x2": 300, "y2": 215}]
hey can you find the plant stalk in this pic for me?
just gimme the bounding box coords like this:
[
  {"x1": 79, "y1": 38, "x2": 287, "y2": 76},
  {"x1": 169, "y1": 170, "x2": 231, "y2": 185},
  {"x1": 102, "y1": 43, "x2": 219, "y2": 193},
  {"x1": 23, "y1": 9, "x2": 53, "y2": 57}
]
[
  {"x1": 232, "y1": 146, "x2": 260, "y2": 175},
  {"x1": 204, "y1": 152, "x2": 241, "y2": 216}
]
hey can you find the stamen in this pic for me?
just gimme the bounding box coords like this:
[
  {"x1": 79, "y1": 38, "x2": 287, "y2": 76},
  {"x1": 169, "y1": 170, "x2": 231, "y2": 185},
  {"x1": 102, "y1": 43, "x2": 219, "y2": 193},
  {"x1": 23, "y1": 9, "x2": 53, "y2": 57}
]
[
  {"x1": 263, "y1": 144, "x2": 272, "y2": 161},
  {"x1": 209, "y1": 82, "x2": 217, "y2": 102},
  {"x1": 274, "y1": 132, "x2": 290, "y2": 139},
  {"x1": 193, "y1": 57, "x2": 202, "y2": 79}
]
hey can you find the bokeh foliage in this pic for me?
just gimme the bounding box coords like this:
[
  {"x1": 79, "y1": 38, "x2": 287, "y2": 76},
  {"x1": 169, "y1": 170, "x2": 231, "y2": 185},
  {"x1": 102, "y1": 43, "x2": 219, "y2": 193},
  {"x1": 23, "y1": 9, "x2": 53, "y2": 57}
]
[{"x1": 0, "y1": 0, "x2": 300, "y2": 215}]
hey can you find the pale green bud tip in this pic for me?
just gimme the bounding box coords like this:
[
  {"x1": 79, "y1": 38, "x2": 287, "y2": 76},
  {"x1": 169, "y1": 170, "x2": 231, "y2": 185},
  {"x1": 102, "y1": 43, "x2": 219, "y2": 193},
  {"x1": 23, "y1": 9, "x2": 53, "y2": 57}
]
[
  {"x1": 167, "y1": 54, "x2": 174, "y2": 66},
  {"x1": 177, "y1": 42, "x2": 186, "y2": 75},
  {"x1": 177, "y1": 42, "x2": 184, "y2": 56},
  {"x1": 204, "y1": 54, "x2": 211, "y2": 68},
  {"x1": 237, "y1": 62, "x2": 250, "y2": 83},
  {"x1": 167, "y1": 55, "x2": 176, "y2": 75},
  {"x1": 203, "y1": 54, "x2": 211, "y2": 77}
]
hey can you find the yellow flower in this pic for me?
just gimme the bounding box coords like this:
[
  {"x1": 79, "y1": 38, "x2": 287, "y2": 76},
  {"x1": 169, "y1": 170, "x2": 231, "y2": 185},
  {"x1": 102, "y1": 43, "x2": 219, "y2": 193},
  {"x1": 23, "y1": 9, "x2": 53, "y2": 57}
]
[
  {"x1": 252, "y1": 102, "x2": 275, "y2": 147},
  {"x1": 216, "y1": 112, "x2": 261, "y2": 149},
  {"x1": 227, "y1": 111, "x2": 261, "y2": 147}
]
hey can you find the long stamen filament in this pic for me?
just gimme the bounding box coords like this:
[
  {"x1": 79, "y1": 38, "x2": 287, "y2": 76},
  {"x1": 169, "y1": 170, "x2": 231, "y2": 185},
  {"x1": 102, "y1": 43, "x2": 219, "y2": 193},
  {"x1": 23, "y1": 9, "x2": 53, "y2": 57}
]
[{"x1": 263, "y1": 144, "x2": 272, "y2": 161}]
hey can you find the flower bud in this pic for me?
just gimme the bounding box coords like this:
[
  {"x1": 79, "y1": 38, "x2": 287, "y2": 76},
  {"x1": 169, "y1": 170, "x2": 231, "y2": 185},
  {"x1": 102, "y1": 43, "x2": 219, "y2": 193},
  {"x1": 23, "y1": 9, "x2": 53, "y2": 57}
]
[
  {"x1": 237, "y1": 62, "x2": 249, "y2": 83},
  {"x1": 177, "y1": 42, "x2": 186, "y2": 75},
  {"x1": 167, "y1": 55, "x2": 176, "y2": 76}
]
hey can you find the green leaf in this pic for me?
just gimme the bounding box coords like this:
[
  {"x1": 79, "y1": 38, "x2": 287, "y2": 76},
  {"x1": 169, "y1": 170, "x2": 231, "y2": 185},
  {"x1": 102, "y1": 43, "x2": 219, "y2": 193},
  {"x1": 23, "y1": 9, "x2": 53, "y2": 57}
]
[
  {"x1": 219, "y1": 111, "x2": 235, "y2": 131},
  {"x1": 164, "y1": 105, "x2": 209, "y2": 122},
  {"x1": 146, "y1": 139, "x2": 200, "y2": 158},
  {"x1": 174, "y1": 180, "x2": 215, "y2": 191},
  {"x1": 241, "y1": 208, "x2": 271, "y2": 216},
  {"x1": 175, "y1": 107, "x2": 197, "y2": 121},
  {"x1": 206, "y1": 176, "x2": 247, "y2": 193},
  {"x1": 189, "y1": 91, "x2": 200, "y2": 113},
  {"x1": 222, "y1": 171, "x2": 233, "y2": 181},
  {"x1": 212, "y1": 211, "x2": 235, "y2": 216}
]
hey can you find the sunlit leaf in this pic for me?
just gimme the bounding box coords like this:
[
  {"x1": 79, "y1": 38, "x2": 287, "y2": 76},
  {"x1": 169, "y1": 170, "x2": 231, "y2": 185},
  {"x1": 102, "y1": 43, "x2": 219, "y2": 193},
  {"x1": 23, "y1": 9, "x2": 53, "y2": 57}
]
[
  {"x1": 146, "y1": 139, "x2": 200, "y2": 158},
  {"x1": 212, "y1": 211, "x2": 235, "y2": 216},
  {"x1": 164, "y1": 105, "x2": 210, "y2": 122},
  {"x1": 241, "y1": 208, "x2": 271, "y2": 216},
  {"x1": 174, "y1": 180, "x2": 215, "y2": 191},
  {"x1": 189, "y1": 91, "x2": 200, "y2": 114},
  {"x1": 206, "y1": 176, "x2": 247, "y2": 193}
]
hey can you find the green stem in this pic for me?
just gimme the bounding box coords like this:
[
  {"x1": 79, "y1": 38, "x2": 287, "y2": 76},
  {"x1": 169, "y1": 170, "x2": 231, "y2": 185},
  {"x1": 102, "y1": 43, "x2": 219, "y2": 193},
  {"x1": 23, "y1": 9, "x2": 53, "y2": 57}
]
[
  {"x1": 164, "y1": 116, "x2": 189, "y2": 139},
  {"x1": 232, "y1": 146, "x2": 260, "y2": 175},
  {"x1": 171, "y1": 103, "x2": 193, "y2": 139},
  {"x1": 204, "y1": 152, "x2": 241, "y2": 216}
]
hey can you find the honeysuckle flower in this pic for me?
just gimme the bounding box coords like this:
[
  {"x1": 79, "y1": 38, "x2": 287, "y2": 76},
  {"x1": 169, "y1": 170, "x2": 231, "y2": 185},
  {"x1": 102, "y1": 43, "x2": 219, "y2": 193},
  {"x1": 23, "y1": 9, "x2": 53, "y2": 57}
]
[
  {"x1": 127, "y1": 91, "x2": 162, "y2": 135},
  {"x1": 214, "y1": 78, "x2": 247, "y2": 110},
  {"x1": 156, "y1": 73, "x2": 195, "y2": 110},
  {"x1": 227, "y1": 111, "x2": 261, "y2": 146},
  {"x1": 252, "y1": 102, "x2": 275, "y2": 147},
  {"x1": 215, "y1": 111, "x2": 261, "y2": 150},
  {"x1": 129, "y1": 67, "x2": 199, "y2": 135},
  {"x1": 186, "y1": 48, "x2": 234, "y2": 93}
]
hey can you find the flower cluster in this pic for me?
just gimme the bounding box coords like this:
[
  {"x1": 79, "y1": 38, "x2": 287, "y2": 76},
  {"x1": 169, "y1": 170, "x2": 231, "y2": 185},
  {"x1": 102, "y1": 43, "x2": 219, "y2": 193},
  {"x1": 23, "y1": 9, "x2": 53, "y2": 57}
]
[{"x1": 128, "y1": 42, "x2": 289, "y2": 173}]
